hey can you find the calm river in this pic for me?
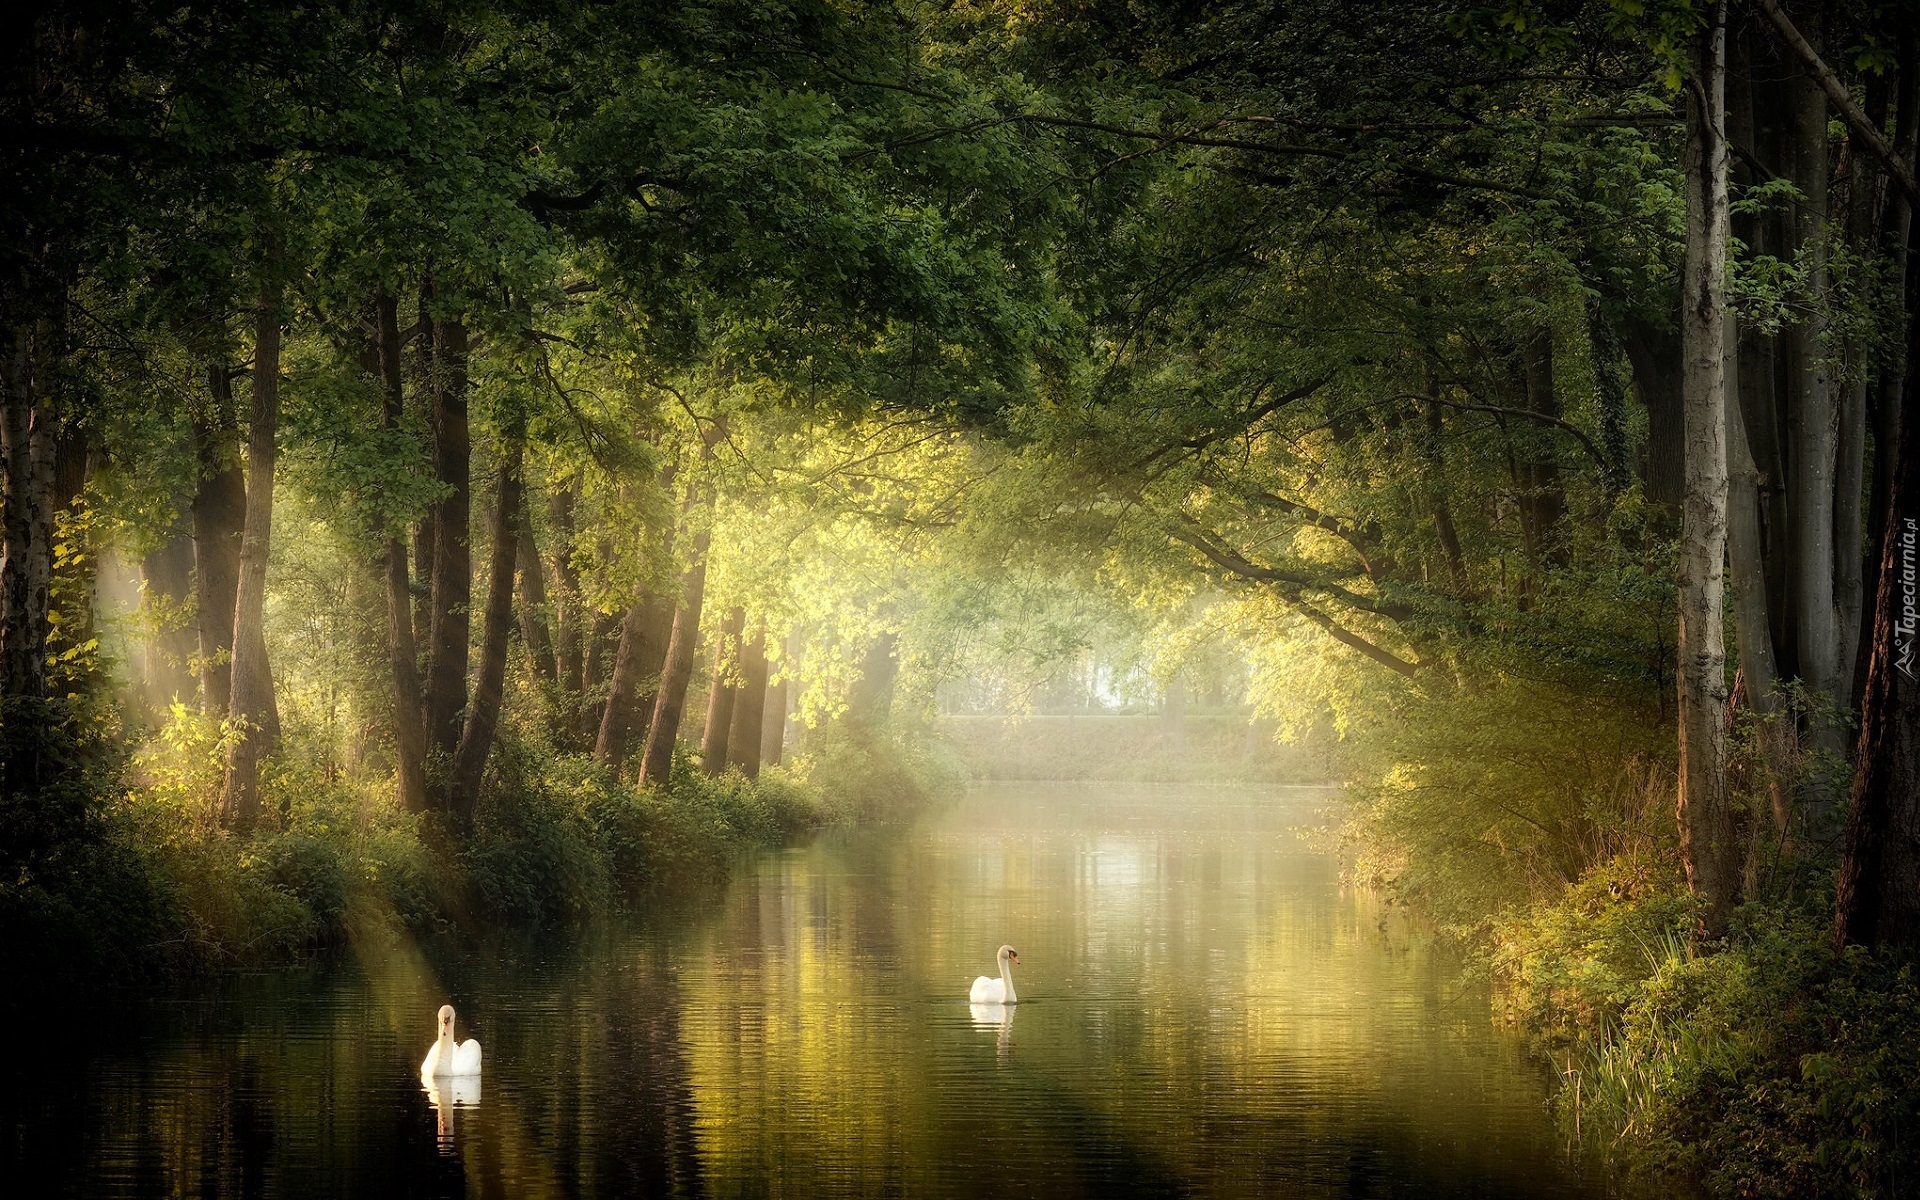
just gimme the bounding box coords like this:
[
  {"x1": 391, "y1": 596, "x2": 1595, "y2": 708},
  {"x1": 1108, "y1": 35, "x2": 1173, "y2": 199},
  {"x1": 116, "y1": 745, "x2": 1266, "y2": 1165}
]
[{"x1": 3, "y1": 783, "x2": 1625, "y2": 1198}]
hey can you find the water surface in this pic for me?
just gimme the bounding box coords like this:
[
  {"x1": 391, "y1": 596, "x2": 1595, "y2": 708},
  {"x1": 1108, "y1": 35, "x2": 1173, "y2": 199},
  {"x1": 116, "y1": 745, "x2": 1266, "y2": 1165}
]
[{"x1": 3, "y1": 783, "x2": 1623, "y2": 1197}]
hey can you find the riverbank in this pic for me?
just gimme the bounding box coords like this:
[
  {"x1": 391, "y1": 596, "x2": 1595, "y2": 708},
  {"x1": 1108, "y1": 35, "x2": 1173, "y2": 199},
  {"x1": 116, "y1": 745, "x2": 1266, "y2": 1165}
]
[
  {"x1": 1345, "y1": 744, "x2": 1920, "y2": 1198},
  {"x1": 0, "y1": 718, "x2": 961, "y2": 1000}
]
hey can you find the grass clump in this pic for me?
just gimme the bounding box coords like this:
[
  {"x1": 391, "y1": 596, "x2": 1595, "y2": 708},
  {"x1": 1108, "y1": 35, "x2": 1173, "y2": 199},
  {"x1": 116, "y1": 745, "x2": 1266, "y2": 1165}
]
[{"x1": 1497, "y1": 872, "x2": 1920, "y2": 1199}]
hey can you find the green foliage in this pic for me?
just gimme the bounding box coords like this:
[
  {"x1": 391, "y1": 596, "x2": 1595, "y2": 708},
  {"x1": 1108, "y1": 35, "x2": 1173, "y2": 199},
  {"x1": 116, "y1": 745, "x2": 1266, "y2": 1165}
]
[
  {"x1": 1493, "y1": 849, "x2": 1695, "y2": 1044},
  {"x1": 791, "y1": 721, "x2": 961, "y2": 825},
  {"x1": 1542, "y1": 901, "x2": 1920, "y2": 1200},
  {"x1": 1344, "y1": 672, "x2": 1674, "y2": 937}
]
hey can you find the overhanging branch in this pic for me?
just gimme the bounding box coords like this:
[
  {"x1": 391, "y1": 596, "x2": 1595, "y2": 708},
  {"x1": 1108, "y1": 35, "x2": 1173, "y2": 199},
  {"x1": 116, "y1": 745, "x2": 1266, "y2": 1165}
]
[{"x1": 1756, "y1": 0, "x2": 1920, "y2": 207}]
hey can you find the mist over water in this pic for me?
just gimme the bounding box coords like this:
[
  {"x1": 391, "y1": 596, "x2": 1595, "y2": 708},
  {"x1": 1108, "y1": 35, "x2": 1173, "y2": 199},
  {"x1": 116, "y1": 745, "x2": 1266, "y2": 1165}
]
[{"x1": 3, "y1": 784, "x2": 1624, "y2": 1198}]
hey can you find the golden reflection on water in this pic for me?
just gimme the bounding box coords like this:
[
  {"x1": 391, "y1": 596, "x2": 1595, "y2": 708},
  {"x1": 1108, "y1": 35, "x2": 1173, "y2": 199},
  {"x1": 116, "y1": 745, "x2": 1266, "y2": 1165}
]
[
  {"x1": 670, "y1": 783, "x2": 1597, "y2": 1199},
  {"x1": 6, "y1": 783, "x2": 1623, "y2": 1199}
]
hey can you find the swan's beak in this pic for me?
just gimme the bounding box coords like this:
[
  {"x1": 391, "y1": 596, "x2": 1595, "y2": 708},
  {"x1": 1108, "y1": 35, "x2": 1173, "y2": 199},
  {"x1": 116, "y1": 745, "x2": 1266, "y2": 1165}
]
[{"x1": 1009, "y1": 953, "x2": 1019, "y2": 964}]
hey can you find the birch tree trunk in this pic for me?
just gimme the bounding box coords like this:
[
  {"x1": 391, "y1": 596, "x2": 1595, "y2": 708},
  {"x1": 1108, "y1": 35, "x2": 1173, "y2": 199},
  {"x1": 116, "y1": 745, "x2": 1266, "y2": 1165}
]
[
  {"x1": 220, "y1": 270, "x2": 284, "y2": 833},
  {"x1": 1677, "y1": 3, "x2": 1738, "y2": 938}
]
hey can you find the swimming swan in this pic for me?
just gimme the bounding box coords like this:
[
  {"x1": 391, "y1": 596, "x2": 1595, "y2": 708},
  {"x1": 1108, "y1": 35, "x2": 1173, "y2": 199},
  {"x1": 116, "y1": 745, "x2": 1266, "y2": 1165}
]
[
  {"x1": 969, "y1": 945, "x2": 1019, "y2": 1004},
  {"x1": 420, "y1": 1004, "x2": 483, "y2": 1076}
]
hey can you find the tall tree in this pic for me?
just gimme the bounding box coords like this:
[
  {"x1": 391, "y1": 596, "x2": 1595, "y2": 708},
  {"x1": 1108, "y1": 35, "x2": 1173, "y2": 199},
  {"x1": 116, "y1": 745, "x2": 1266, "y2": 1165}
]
[
  {"x1": 421, "y1": 298, "x2": 472, "y2": 773},
  {"x1": 1676, "y1": 0, "x2": 1738, "y2": 938},
  {"x1": 515, "y1": 496, "x2": 559, "y2": 687},
  {"x1": 192, "y1": 367, "x2": 245, "y2": 716},
  {"x1": 450, "y1": 434, "x2": 524, "y2": 813},
  {"x1": 374, "y1": 293, "x2": 428, "y2": 813},
  {"x1": 220, "y1": 264, "x2": 285, "y2": 833},
  {"x1": 700, "y1": 606, "x2": 745, "y2": 775},
  {"x1": 727, "y1": 621, "x2": 768, "y2": 778},
  {"x1": 639, "y1": 422, "x2": 722, "y2": 787}
]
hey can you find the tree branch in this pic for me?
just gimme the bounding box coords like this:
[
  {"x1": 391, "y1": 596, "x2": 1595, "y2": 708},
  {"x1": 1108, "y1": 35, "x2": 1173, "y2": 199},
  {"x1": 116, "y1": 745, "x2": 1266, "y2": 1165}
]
[
  {"x1": 1248, "y1": 490, "x2": 1389, "y2": 577},
  {"x1": 1287, "y1": 598, "x2": 1422, "y2": 677},
  {"x1": 1131, "y1": 371, "x2": 1335, "y2": 473},
  {"x1": 1167, "y1": 518, "x2": 1411, "y2": 621},
  {"x1": 1395, "y1": 392, "x2": 1611, "y2": 471},
  {"x1": 1756, "y1": 0, "x2": 1920, "y2": 207},
  {"x1": 1009, "y1": 115, "x2": 1558, "y2": 202}
]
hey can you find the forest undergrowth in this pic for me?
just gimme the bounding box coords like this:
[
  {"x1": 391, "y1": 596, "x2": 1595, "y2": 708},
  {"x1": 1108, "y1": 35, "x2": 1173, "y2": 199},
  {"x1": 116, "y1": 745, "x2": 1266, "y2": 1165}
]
[
  {"x1": 1347, "y1": 680, "x2": 1920, "y2": 1199},
  {"x1": 0, "y1": 702, "x2": 960, "y2": 1002}
]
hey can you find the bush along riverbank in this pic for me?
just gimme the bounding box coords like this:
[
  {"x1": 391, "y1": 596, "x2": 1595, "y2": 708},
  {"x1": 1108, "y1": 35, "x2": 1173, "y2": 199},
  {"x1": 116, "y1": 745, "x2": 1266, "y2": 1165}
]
[
  {"x1": 1, "y1": 707, "x2": 961, "y2": 999},
  {"x1": 1492, "y1": 863, "x2": 1920, "y2": 1198},
  {"x1": 1342, "y1": 686, "x2": 1920, "y2": 1200}
]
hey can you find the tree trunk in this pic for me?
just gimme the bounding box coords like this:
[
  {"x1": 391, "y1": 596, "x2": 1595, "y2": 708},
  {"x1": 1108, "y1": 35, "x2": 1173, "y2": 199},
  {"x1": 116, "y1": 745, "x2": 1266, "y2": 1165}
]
[
  {"x1": 1834, "y1": 290, "x2": 1920, "y2": 951},
  {"x1": 760, "y1": 659, "x2": 787, "y2": 770},
  {"x1": 1419, "y1": 392, "x2": 1470, "y2": 593},
  {"x1": 374, "y1": 293, "x2": 428, "y2": 813},
  {"x1": 1623, "y1": 318, "x2": 1685, "y2": 508},
  {"x1": 1782, "y1": 15, "x2": 1843, "y2": 799},
  {"x1": 1, "y1": 318, "x2": 55, "y2": 707},
  {"x1": 192, "y1": 365, "x2": 246, "y2": 717},
  {"x1": 727, "y1": 622, "x2": 769, "y2": 779},
  {"x1": 421, "y1": 306, "x2": 471, "y2": 773},
  {"x1": 140, "y1": 529, "x2": 197, "y2": 711},
  {"x1": 580, "y1": 605, "x2": 621, "y2": 737},
  {"x1": 1832, "y1": 72, "x2": 1889, "y2": 720},
  {"x1": 1728, "y1": 310, "x2": 1792, "y2": 843},
  {"x1": 1517, "y1": 328, "x2": 1566, "y2": 562},
  {"x1": 450, "y1": 435, "x2": 522, "y2": 814},
  {"x1": 1857, "y1": 68, "x2": 1920, "y2": 706},
  {"x1": 548, "y1": 485, "x2": 584, "y2": 700},
  {"x1": 594, "y1": 590, "x2": 673, "y2": 772},
  {"x1": 515, "y1": 493, "x2": 558, "y2": 686},
  {"x1": 638, "y1": 523, "x2": 712, "y2": 787},
  {"x1": 0, "y1": 315, "x2": 61, "y2": 859},
  {"x1": 1677, "y1": 5, "x2": 1738, "y2": 939},
  {"x1": 700, "y1": 606, "x2": 745, "y2": 776},
  {"x1": 849, "y1": 630, "x2": 900, "y2": 730},
  {"x1": 51, "y1": 424, "x2": 94, "y2": 659},
  {"x1": 220, "y1": 270, "x2": 284, "y2": 834},
  {"x1": 638, "y1": 423, "x2": 723, "y2": 787}
]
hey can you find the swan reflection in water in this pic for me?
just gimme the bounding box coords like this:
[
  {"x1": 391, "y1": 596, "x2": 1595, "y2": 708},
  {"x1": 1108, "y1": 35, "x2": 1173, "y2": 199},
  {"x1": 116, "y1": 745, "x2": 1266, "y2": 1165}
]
[
  {"x1": 421, "y1": 1072, "x2": 482, "y2": 1149},
  {"x1": 970, "y1": 1001, "x2": 1016, "y2": 1057}
]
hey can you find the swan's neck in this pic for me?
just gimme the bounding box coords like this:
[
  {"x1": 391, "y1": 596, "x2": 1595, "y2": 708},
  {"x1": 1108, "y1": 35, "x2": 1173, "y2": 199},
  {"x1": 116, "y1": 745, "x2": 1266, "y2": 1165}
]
[{"x1": 1000, "y1": 959, "x2": 1017, "y2": 1003}]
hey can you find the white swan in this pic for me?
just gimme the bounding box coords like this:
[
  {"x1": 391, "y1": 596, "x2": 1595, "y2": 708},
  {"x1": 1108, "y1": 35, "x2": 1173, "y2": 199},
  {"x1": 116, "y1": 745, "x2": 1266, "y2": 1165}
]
[
  {"x1": 969, "y1": 945, "x2": 1019, "y2": 1004},
  {"x1": 420, "y1": 1003, "x2": 483, "y2": 1076}
]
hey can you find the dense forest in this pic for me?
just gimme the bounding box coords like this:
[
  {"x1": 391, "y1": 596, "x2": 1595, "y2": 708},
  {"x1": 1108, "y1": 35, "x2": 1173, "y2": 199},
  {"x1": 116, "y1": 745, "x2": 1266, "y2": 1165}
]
[{"x1": 5, "y1": 0, "x2": 1920, "y2": 1194}]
